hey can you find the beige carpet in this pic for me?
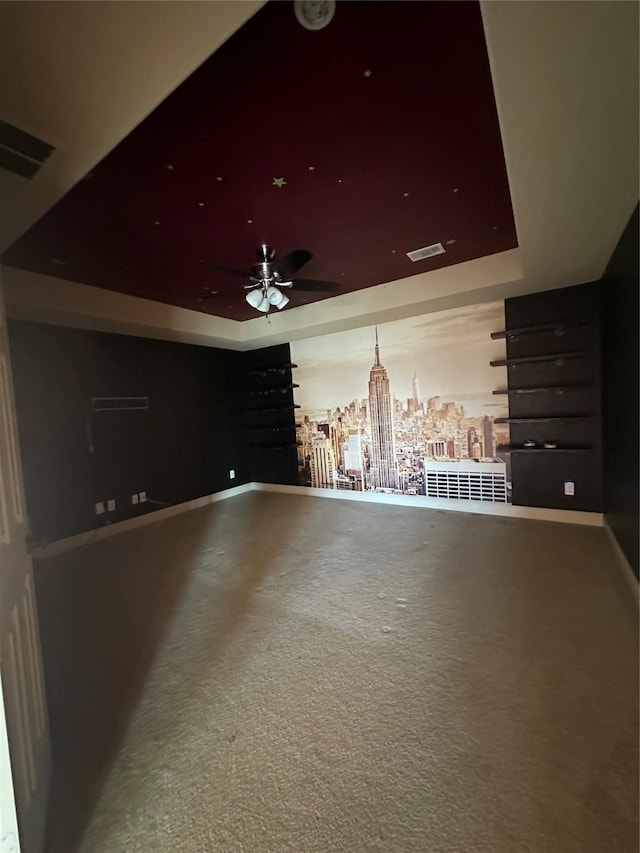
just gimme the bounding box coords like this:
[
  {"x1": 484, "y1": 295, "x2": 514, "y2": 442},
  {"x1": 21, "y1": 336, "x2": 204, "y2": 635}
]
[{"x1": 35, "y1": 491, "x2": 638, "y2": 852}]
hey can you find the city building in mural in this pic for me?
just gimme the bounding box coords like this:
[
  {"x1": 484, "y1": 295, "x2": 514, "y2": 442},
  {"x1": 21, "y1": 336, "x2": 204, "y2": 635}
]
[
  {"x1": 294, "y1": 302, "x2": 511, "y2": 503},
  {"x1": 368, "y1": 328, "x2": 398, "y2": 490}
]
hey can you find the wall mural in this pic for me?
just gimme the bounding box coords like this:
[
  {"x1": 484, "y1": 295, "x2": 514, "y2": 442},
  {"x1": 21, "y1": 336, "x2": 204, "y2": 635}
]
[{"x1": 292, "y1": 301, "x2": 512, "y2": 503}]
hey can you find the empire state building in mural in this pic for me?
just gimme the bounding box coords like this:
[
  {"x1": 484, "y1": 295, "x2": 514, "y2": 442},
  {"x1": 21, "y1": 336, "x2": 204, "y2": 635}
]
[{"x1": 368, "y1": 329, "x2": 398, "y2": 489}]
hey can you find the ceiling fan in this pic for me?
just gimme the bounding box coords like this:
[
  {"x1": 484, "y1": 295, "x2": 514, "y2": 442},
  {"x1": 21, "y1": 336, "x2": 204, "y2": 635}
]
[{"x1": 206, "y1": 244, "x2": 340, "y2": 313}]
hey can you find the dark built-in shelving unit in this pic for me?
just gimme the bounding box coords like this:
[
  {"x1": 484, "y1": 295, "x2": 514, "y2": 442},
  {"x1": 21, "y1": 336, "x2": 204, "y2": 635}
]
[
  {"x1": 491, "y1": 283, "x2": 602, "y2": 511},
  {"x1": 241, "y1": 346, "x2": 299, "y2": 484}
]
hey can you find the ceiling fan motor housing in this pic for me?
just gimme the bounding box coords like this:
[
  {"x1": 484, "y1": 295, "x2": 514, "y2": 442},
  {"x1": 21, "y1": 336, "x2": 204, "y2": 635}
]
[
  {"x1": 251, "y1": 261, "x2": 273, "y2": 280},
  {"x1": 251, "y1": 244, "x2": 277, "y2": 281},
  {"x1": 258, "y1": 244, "x2": 275, "y2": 261}
]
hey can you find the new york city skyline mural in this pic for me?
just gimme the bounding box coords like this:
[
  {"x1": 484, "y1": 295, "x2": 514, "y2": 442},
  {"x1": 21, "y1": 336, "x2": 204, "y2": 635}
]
[{"x1": 292, "y1": 301, "x2": 512, "y2": 503}]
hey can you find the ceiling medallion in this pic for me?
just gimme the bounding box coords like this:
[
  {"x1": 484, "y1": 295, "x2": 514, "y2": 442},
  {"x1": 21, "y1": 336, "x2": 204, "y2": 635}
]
[{"x1": 294, "y1": 0, "x2": 336, "y2": 31}]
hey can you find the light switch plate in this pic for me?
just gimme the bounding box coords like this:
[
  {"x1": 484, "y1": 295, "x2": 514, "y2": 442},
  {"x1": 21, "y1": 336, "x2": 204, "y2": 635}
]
[{"x1": 564, "y1": 481, "x2": 575, "y2": 496}]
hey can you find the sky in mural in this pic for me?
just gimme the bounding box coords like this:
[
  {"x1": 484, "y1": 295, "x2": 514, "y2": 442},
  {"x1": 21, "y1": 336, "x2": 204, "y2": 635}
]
[{"x1": 292, "y1": 300, "x2": 508, "y2": 418}]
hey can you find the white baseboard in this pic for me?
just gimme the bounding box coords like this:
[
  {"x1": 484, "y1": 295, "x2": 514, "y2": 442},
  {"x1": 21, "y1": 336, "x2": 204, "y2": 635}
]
[
  {"x1": 603, "y1": 521, "x2": 639, "y2": 604},
  {"x1": 36, "y1": 479, "x2": 604, "y2": 559},
  {"x1": 253, "y1": 482, "x2": 604, "y2": 527},
  {"x1": 34, "y1": 483, "x2": 253, "y2": 559}
]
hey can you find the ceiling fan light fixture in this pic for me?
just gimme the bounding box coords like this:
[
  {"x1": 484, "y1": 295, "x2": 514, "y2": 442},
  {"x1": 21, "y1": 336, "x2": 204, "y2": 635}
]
[
  {"x1": 266, "y1": 285, "x2": 286, "y2": 306},
  {"x1": 240, "y1": 246, "x2": 334, "y2": 315},
  {"x1": 246, "y1": 288, "x2": 267, "y2": 309}
]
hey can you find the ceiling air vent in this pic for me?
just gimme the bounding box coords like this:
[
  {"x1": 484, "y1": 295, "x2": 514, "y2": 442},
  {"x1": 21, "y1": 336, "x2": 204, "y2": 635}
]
[
  {"x1": 406, "y1": 242, "x2": 446, "y2": 262},
  {"x1": 0, "y1": 118, "x2": 55, "y2": 179}
]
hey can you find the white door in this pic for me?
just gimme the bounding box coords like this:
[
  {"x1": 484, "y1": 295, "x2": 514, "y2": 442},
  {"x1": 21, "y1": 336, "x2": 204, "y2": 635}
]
[{"x1": 0, "y1": 273, "x2": 50, "y2": 853}]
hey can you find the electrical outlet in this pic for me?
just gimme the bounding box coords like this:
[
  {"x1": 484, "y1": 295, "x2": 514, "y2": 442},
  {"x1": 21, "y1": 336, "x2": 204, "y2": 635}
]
[
  {"x1": 107, "y1": 499, "x2": 116, "y2": 512},
  {"x1": 132, "y1": 494, "x2": 139, "y2": 505},
  {"x1": 139, "y1": 491, "x2": 147, "y2": 503},
  {"x1": 564, "y1": 481, "x2": 575, "y2": 496},
  {"x1": 95, "y1": 501, "x2": 105, "y2": 515},
  {"x1": 229, "y1": 469, "x2": 236, "y2": 480}
]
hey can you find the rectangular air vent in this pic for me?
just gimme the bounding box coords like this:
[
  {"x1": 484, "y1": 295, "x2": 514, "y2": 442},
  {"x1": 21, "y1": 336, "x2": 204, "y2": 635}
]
[
  {"x1": 0, "y1": 118, "x2": 54, "y2": 179},
  {"x1": 406, "y1": 242, "x2": 446, "y2": 262}
]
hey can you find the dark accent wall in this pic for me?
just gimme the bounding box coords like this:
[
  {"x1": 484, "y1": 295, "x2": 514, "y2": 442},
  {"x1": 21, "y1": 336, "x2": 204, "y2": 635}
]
[
  {"x1": 503, "y1": 282, "x2": 603, "y2": 513},
  {"x1": 601, "y1": 204, "x2": 639, "y2": 578},
  {"x1": 7, "y1": 321, "x2": 248, "y2": 543}
]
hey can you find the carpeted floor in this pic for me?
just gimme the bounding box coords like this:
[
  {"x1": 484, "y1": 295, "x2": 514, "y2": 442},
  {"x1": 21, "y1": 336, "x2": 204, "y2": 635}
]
[{"x1": 35, "y1": 491, "x2": 638, "y2": 852}]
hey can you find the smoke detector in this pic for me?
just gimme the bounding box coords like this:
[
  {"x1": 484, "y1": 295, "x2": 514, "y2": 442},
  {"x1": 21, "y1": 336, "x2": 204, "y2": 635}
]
[{"x1": 295, "y1": 1, "x2": 336, "y2": 30}]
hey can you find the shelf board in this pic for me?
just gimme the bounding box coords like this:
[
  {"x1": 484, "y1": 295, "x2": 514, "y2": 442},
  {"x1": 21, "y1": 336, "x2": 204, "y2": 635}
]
[
  {"x1": 490, "y1": 351, "x2": 587, "y2": 367},
  {"x1": 494, "y1": 415, "x2": 590, "y2": 424},
  {"x1": 248, "y1": 424, "x2": 296, "y2": 430},
  {"x1": 249, "y1": 384, "x2": 300, "y2": 395},
  {"x1": 491, "y1": 318, "x2": 590, "y2": 340},
  {"x1": 493, "y1": 385, "x2": 589, "y2": 395},
  {"x1": 246, "y1": 404, "x2": 300, "y2": 413},
  {"x1": 497, "y1": 444, "x2": 593, "y2": 453},
  {"x1": 248, "y1": 363, "x2": 298, "y2": 376},
  {"x1": 251, "y1": 443, "x2": 301, "y2": 450},
  {"x1": 246, "y1": 424, "x2": 295, "y2": 431}
]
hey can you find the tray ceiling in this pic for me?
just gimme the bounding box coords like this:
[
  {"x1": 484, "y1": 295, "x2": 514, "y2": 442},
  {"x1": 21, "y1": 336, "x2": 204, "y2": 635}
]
[{"x1": 2, "y1": 0, "x2": 517, "y2": 321}]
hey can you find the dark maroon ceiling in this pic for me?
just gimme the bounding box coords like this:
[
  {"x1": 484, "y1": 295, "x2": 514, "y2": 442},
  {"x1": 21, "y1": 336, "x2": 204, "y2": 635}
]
[{"x1": 3, "y1": 0, "x2": 517, "y2": 321}]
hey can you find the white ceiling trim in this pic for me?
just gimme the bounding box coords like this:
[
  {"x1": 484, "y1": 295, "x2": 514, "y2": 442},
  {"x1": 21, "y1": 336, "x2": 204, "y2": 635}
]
[{"x1": 2, "y1": 248, "x2": 524, "y2": 350}]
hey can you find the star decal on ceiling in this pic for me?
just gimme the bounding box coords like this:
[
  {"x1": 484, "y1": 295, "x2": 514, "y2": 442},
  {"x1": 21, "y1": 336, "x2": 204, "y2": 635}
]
[
  {"x1": 363, "y1": 69, "x2": 373, "y2": 78},
  {"x1": 446, "y1": 239, "x2": 457, "y2": 245},
  {"x1": 272, "y1": 177, "x2": 287, "y2": 188}
]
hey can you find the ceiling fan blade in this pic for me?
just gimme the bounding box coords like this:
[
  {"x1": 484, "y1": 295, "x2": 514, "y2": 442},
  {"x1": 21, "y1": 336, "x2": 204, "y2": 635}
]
[
  {"x1": 290, "y1": 278, "x2": 341, "y2": 292},
  {"x1": 274, "y1": 249, "x2": 312, "y2": 280}
]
